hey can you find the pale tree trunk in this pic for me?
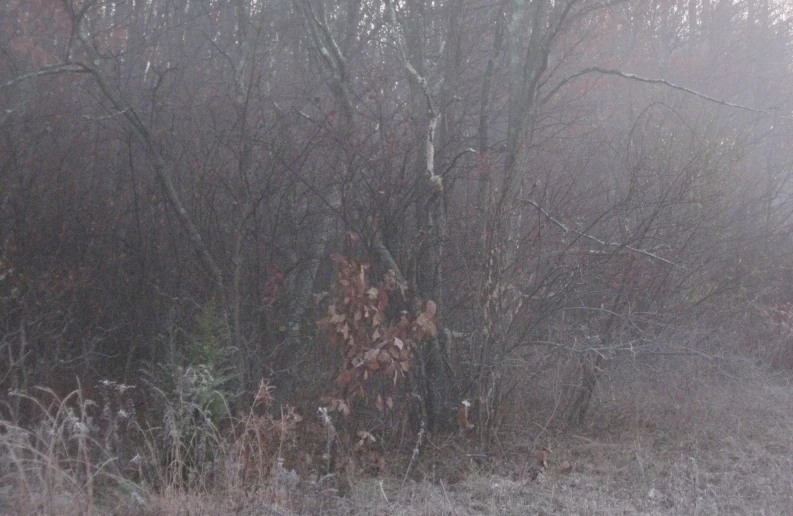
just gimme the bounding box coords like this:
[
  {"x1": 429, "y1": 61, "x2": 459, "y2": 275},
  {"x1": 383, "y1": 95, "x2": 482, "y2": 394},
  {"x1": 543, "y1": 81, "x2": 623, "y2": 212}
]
[{"x1": 385, "y1": 0, "x2": 460, "y2": 432}]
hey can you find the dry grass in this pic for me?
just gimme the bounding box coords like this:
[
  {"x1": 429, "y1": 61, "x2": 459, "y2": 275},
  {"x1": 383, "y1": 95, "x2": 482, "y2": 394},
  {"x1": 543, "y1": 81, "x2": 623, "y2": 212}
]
[
  {"x1": 339, "y1": 358, "x2": 793, "y2": 515},
  {"x1": 1, "y1": 356, "x2": 792, "y2": 515}
]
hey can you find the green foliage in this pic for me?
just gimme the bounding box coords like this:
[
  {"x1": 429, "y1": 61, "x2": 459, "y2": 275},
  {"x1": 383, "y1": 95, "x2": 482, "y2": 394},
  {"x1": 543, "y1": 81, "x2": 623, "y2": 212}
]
[
  {"x1": 140, "y1": 303, "x2": 237, "y2": 490},
  {"x1": 184, "y1": 300, "x2": 230, "y2": 367}
]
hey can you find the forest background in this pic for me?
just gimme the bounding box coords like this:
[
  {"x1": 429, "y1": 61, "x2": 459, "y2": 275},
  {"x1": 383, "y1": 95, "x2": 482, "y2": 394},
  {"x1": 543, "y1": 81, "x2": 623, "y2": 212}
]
[{"x1": 2, "y1": 0, "x2": 793, "y2": 513}]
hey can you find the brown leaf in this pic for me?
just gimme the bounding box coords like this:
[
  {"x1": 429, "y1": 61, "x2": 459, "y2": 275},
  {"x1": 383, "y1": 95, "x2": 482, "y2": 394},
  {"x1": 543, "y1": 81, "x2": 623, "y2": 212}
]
[
  {"x1": 327, "y1": 313, "x2": 345, "y2": 325},
  {"x1": 377, "y1": 289, "x2": 389, "y2": 311},
  {"x1": 364, "y1": 348, "x2": 380, "y2": 362},
  {"x1": 398, "y1": 312, "x2": 410, "y2": 330},
  {"x1": 536, "y1": 447, "x2": 552, "y2": 468},
  {"x1": 357, "y1": 430, "x2": 376, "y2": 442},
  {"x1": 377, "y1": 349, "x2": 392, "y2": 365},
  {"x1": 373, "y1": 310, "x2": 386, "y2": 326},
  {"x1": 457, "y1": 400, "x2": 475, "y2": 430},
  {"x1": 415, "y1": 307, "x2": 438, "y2": 337},
  {"x1": 353, "y1": 261, "x2": 368, "y2": 292},
  {"x1": 337, "y1": 370, "x2": 354, "y2": 386}
]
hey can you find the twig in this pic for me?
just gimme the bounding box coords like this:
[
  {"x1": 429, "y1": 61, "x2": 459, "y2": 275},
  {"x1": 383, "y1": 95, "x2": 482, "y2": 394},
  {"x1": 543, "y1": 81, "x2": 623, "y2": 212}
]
[
  {"x1": 439, "y1": 480, "x2": 456, "y2": 515},
  {"x1": 317, "y1": 407, "x2": 337, "y2": 474},
  {"x1": 401, "y1": 418, "x2": 425, "y2": 488},
  {"x1": 82, "y1": 108, "x2": 130, "y2": 121},
  {"x1": 378, "y1": 479, "x2": 390, "y2": 504}
]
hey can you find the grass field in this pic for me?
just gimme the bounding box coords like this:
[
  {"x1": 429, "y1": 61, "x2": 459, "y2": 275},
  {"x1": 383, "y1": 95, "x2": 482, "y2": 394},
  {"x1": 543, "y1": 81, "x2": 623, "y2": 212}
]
[{"x1": 2, "y1": 355, "x2": 792, "y2": 515}]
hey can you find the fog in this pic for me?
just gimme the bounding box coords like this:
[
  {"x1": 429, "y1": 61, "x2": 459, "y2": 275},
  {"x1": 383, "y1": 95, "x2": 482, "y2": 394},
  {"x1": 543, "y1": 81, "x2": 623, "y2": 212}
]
[{"x1": 2, "y1": 0, "x2": 792, "y2": 438}]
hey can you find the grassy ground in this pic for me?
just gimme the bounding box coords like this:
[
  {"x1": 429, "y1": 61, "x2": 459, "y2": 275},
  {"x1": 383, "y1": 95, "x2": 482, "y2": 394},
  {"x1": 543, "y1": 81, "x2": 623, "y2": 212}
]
[
  {"x1": 335, "y1": 363, "x2": 793, "y2": 515},
  {"x1": 2, "y1": 358, "x2": 792, "y2": 515}
]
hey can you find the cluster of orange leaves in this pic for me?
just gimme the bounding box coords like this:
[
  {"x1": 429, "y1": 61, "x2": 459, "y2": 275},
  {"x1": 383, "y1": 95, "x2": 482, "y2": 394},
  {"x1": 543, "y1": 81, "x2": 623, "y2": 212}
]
[{"x1": 317, "y1": 254, "x2": 438, "y2": 415}]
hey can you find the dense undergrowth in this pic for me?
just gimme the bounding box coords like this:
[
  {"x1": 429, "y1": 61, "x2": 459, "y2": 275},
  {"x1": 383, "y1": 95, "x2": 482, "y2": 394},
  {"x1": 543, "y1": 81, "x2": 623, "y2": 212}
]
[{"x1": 1, "y1": 303, "x2": 792, "y2": 515}]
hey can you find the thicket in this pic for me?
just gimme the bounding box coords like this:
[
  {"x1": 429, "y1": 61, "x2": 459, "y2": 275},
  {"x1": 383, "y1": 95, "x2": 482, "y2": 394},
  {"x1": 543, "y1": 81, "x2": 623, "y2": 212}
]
[{"x1": 2, "y1": 0, "x2": 793, "y2": 512}]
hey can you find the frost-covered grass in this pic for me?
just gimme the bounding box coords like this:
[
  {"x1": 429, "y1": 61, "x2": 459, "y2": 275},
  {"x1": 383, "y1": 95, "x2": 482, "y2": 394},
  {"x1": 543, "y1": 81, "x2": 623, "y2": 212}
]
[{"x1": 1, "y1": 359, "x2": 791, "y2": 515}]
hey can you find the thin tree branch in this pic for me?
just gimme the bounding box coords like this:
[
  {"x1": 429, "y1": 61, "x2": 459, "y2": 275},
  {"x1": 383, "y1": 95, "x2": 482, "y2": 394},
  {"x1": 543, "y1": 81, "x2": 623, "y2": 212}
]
[
  {"x1": 0, "y1": 64, "x2": 88, "y2": 90},
  {"x1": 542, "y1": 66, "x2": 769, "y2": 114},
  {"x1": 82, "y1": 108, "x2": 130, "y2": 121},
  {"x1": 524, "y1": 199, "x2": 684, "y2": 269}
]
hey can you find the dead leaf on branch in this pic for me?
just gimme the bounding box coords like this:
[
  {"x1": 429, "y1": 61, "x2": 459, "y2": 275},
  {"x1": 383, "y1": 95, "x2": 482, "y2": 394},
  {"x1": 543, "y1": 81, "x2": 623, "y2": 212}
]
[
  {"x1": 323, "y1": 397, "x2": 351, "y2": 416},
  {"x1": 414, "y1": 313, "x2": 437, "y2": 338},
  {"x1": 356, "y1": 430, "x2": 376, "y2": 444},
  {"x1": 425, "y1": 299, "x2": 437, "y2": 317},
  {"x1": 377, "y1": 349, "x2": 392, "y2": 366},
  {"x1": 318, "y1": 255, "x2": 439, "y2": 416},
  {"x1": 337, "y1": 370, "x2": 354, "y2": 386},
  {"x1": 330, "y1": 253, "x2": 346, "y2": 263},
  {"x1": 457, "y1": 400, "x2": 474, "y2": 430},
  {"x1": 328, "y1": 313, "x2": 346, "y2": 324},
  {"x1": 363, "y1": 348, "x2": 380, "y2": 363}
]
